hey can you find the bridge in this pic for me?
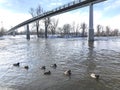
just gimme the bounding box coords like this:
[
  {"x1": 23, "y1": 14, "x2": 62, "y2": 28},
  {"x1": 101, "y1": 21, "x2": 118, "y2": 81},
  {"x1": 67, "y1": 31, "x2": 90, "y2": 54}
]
[{"x1": 6, "y1": 0, "x2": 107, "y2": 41}]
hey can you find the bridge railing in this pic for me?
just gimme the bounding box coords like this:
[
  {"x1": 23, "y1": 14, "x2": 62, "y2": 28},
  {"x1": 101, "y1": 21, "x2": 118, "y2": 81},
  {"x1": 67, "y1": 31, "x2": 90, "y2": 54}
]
[
  {"x1": 52, "y1": 0, "x2": 82, "y2": 12},
  {"x1": 39, "y1": 0, "x2": 83, "y2": 18}
]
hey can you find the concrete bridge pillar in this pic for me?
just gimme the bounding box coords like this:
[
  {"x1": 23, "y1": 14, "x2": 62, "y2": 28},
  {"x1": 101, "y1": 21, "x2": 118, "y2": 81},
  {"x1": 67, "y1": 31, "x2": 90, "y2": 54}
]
[
  {"x1": 45, "y1": 21, "x2": 48, "y2": 38},
  {"x1": 13, "y1": 30, "x2": 16, "y2": 36},
  {"x1": 26, "y1": 24, "x2": 30, "y2": 40},
  {"x1": 88, "y1": 3, "x2": 94, "y2": 42}
]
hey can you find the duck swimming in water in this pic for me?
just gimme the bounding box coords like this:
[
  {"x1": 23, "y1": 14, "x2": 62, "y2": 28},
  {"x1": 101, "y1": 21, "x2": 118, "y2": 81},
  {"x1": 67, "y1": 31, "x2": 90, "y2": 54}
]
[
  {"x1": 64, "y1": 70, "x2": 71, "y2": 76},
  {"x1": 24, "y1": 66, "x2": 29, "y2": 69},
  {"x1": 90, "y1": 73, "x2": 100, "y2": 79},
  {"x1": 13, "y1": 62, "x2": 20, "y2": 67},
  {"x1": 41, "y1": 66, "x2": 46, "y2": 70},
  {"x1": 44, "y1": 71, "x2": 51, "y2": 75},
  {"x1": 50, "y1": 64, "x2": 57, "y2": 68}
]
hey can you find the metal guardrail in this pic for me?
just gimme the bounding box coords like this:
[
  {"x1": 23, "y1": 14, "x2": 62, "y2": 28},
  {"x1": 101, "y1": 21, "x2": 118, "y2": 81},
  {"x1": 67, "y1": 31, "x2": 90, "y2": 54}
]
[{"x1": 6, "y1": 0, "x2": 106, "y2": 34}]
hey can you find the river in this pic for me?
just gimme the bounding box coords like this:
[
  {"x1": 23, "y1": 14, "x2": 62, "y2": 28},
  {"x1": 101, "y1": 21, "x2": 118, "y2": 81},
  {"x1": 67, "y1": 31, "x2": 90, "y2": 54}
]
[{"x1": 0, "y1": 35, "x2": 120, "y2": 90}]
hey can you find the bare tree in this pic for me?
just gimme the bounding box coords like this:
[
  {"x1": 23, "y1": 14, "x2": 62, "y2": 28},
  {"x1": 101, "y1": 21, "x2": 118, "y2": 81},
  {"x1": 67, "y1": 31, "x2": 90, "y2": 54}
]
[
  {"x1": 49, "y1": 19, "x2": 59, "y2": 35},
  {"x1": 58, "y1": 27, "x2": 63, "y2": 36},
  {"x1": 71, "y1": 22, "x2": 75, "y2": 34},
  {"x1": 101, "y1": 30, "x2": 105, "y2": 36},
  {"x1": 80, "y1": 22, "x2": 87, "y2": 37},
  {"x1": 29, "y1": 5, "x2": 43, "y2": 37},
  {"x1": 71, "y1": 22, "x2": 81, "y2": 37},
  {"x1": 105, "y1": 26, "x2": 111, "y2": 36},
  {"x1": 96, "y1": 24, "x2": 103, "y2": 36},
  {"x1": 63, "y1": 24, "x2": 71, "y2": 37},
  {"x1": 44, "y1": 17, "x2": 51, "y2": 38},
  {"x1": 112, "y1": 29, "x2": 119, "y2": 36},
  {"x1": 75, "y1": 24, "x2": 81, "y2": 36},
  {"x1": 0, "y1": 27, "x2": 5, "y2": 36}
]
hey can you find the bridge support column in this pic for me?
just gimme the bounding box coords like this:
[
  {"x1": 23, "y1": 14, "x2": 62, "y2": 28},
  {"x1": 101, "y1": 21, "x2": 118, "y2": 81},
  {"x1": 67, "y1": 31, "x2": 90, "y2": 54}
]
[
  {"x1": 13, "y1": 30, "x2": 16, "y2": 36},
  {"x1": 26, "y1": 24, "x2": 30, "y2": 40},
  {"x1": 45, "y1": 21, "x2": 48, "y2": 39},
  {"x1": 88, "y1": 3, "x2": 94, "y2": 42}
]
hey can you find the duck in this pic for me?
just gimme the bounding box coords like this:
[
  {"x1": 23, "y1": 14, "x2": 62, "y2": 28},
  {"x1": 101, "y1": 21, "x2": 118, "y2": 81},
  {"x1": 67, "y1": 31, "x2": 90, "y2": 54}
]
[
  {"x1": 90, "y1": 73, "x2": 100, "y2": 79},
  {"x1": 50, "y1": 64, "x2": 57, "y2": 68},
  {"x1": 41, "y1": 66, "x2": 46, "y2": 70},
  {"x1": 64, "y1": 70, "x2": 71, "y2": 76},
  {"x1": 13, "y1": 62, "x2": 20, "y2": 67},
  {"x1": 24, "y1": 66, "x2": 29, "y2": 69},
  {"x1": 44, "y1": 71, "x2": 51, "y2": 75}
]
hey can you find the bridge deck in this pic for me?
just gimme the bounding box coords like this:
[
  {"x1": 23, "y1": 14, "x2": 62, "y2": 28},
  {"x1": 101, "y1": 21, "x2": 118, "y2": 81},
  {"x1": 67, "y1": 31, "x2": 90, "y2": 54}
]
[{"x1": 7, "y1": 0, "x2": 106, "y2": 34}]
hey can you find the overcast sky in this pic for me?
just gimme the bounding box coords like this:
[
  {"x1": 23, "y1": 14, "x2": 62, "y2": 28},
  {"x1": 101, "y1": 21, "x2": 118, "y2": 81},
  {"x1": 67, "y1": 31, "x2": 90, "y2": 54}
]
[{"x1": 0, "y1": 0, "x2": 120, "y2": 31}]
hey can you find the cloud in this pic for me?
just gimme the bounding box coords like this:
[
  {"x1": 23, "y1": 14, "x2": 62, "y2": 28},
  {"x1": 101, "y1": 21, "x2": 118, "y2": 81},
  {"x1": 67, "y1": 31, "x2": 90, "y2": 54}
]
[
  {"x1": 0, "y1": 0, "x2": 7, "y2": 3},
  {"x1": 96, "y1": 14, "x2": 120, "y2": 30},
  {"x1": 0, "y1": 0, "x2": 12, "y2": 7},
  {"x1": 50, "y1": 2, "x2": 62, "y2": 6},
  {"x1": 47, "y1": 2, "x2": 63, "y2": 10},
  {"x1": 0, "y1": 8, "x2": 31, "y2": 30},
  {"x1": 104, "y1": 0, "x2": 120, "y2": 11}
]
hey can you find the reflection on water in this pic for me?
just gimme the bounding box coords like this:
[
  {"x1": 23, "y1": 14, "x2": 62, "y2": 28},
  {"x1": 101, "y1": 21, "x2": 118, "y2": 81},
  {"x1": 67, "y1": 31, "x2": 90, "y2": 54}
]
[
  {"x1": 87, "y1": 41, "x2": 96, "y2": 74},
  {"x1": 0, "y1": 35, "x2": 120, "y2": 90}
]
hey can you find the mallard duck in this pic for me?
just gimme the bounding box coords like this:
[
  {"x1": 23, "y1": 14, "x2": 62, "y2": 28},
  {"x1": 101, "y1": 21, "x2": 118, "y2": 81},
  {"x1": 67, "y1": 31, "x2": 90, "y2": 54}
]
[
  {"x1": 50, "y1": 64, "x2": 57, "y2": 68},
  {"x1": 90, "y1": 73, "x2": 99, "y2": 79},
  {"x1": 13, "y1": 62, "x2": 20, "y2": 67},
  {"x1": 64, "y1": 70, "x2": 71, "y2": 76},
  {"x1": 41, "y1": 66, "x2": 46, "y2": 70},
  {"x1": 44, "y1": 71, "x2": 51, "y2": 75},
  {"x1": 24, "y1": 66, "x2": 29, "y2": 69}
]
